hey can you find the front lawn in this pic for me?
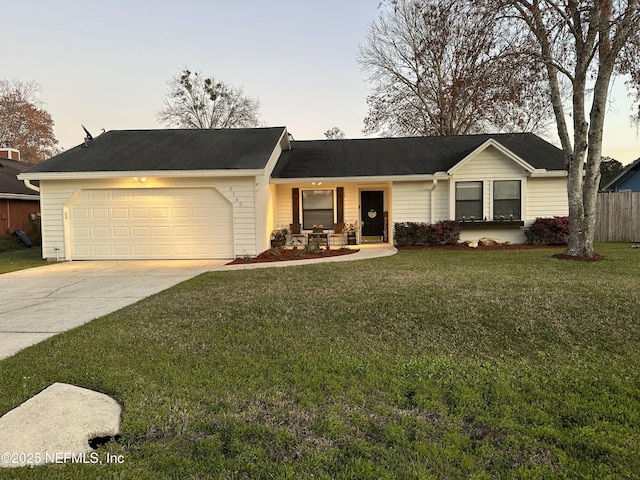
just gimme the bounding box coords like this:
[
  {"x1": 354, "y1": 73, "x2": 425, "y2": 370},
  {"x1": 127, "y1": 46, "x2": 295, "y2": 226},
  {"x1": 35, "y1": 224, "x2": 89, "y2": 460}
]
[
  {"x1": 0, "y1": 246, "x2": 46, "y2": 274},
  {"x1": 1, "y1": 244, "x2": 639, "y2": 478}
]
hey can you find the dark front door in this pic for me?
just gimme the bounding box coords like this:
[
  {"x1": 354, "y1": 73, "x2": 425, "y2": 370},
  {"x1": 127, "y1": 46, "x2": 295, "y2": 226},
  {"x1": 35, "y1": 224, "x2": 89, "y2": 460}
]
[{"x1": 361, "y1": 191, "x2": 384, "y2": 237}]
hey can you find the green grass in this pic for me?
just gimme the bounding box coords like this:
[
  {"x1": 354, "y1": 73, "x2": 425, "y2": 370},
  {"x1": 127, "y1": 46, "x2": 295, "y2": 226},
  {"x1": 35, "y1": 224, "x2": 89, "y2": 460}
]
[
  {"x1": 1, "y1": 244, "x2": 639, "y2": 478},
  {"x1": 0, "y1": 244, "x2": 46, "y2": 273}
]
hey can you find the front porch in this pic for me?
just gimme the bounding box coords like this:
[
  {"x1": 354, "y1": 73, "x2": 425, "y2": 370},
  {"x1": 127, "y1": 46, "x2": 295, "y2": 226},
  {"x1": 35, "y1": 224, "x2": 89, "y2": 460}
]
[{"x1": 272, "y1": 181, "x2": 392, "y2": 247}]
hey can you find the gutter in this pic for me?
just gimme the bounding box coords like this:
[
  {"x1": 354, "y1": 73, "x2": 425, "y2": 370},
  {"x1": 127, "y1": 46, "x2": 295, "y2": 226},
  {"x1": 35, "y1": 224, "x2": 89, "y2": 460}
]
[
  {"x1": 0, "y1": 193, "x2": 40, "y2": 200},
  {"x1": 21, "y1": 180, "x2": 40, "y2": 193},
  {"x1": 17, "y1": 169, "x2": 266, "y2": 181}
]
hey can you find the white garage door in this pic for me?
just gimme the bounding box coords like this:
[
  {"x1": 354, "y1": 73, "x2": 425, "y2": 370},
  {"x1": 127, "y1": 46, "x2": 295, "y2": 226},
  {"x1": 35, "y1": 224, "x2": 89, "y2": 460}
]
[{"x1": 68, "y1": 188, "x2": 233, "y2": 259}]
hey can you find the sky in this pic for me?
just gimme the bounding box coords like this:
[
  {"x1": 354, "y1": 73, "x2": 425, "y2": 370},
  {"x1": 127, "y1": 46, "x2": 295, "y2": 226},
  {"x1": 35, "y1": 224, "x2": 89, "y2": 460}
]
[{"x1": 5, "y1": 0, "x2": 640, "y2": 165}]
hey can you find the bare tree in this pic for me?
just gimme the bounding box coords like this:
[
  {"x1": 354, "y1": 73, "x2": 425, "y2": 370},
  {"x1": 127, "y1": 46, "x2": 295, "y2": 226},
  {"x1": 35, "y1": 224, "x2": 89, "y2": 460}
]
[
  {"x1": 493, "y1": 0, "x2": 640, "y2": 258},
  {"x1": 324, "y1": 127, "x2": 346, "y2": 139},
  {"x1": 0, "y1": 79, "x2": 59, "y2": 163},
  {"x1": 158, "y1": 69, "x2": 261, "y2": 129},
  {"x1": 359, "y1": 0, "x2": 554, "y2": 137}
]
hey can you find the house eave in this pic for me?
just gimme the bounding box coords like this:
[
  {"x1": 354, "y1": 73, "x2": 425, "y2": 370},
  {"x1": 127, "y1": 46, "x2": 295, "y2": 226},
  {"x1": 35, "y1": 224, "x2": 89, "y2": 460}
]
[
  {"x1": 270, "y1": 173, "x2": 449, "y2": 184},
  {"x1": 18, "y1": 169, "x2": 266, "y2": 181},
  {"x1": 0, "y1": 193, "x2": 40, "y2": 201},
  {"x1": 528, "y1": 170, "x2": 568, "y2": 178}
]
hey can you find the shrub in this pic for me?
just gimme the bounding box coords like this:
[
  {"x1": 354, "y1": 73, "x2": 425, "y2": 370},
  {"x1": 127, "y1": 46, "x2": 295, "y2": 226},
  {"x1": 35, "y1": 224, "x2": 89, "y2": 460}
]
[
  {"x1": 525, "y1": 216, "x2": 569, "y2": 245},
  {"x1": 394, "y1": 221, "x2": 461, "y2": 246}
]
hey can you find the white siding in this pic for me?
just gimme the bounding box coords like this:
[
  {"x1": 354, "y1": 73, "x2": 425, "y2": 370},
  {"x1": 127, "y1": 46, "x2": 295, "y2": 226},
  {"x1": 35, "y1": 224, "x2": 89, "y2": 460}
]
[
  {"x1": 433, "y1": 180, "x2": 450, "y2": 221},
  {"x1": 392, "y1": 181, "x2": 432, "y2": 224},
  {"x1": 39, "y1": 176, "x2": 258, "y2": 260},
  {"x1": 526, "y1": 177, "x2": 568, "y2": 221},
  {"x1": 453, "y1": 146, "x2": 525, "y2": 179}
]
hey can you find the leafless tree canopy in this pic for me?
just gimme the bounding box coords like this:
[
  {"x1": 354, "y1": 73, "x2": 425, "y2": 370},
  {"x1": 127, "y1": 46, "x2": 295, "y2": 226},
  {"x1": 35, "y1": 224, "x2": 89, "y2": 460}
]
[
  {"x1": 359, "y1": 0, "x2": 554, "y2": 137},
  {"x1": 0, "y1": 79, "x2": 59, "y2": 163},
  {"x1": 324, "y1": 127, "x2": 346, "y2": 139},
  {"x1": 492, "y1": 0, "x2": 640, "y2": 257},
  {"x1": 158, "y1": 69, "x2": 261, "y2": 129}
]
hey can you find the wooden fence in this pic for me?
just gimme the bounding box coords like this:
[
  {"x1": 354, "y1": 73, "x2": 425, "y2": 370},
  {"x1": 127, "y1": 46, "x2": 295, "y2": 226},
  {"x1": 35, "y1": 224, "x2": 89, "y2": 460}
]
[{"x1": 595, "y1": 192, "x2": 640, "y2": 242}]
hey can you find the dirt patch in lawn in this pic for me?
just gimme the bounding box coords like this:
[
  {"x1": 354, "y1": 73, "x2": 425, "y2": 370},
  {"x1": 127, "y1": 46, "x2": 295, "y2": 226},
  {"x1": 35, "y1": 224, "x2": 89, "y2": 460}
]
[
  {"x1": 551, "y1": 252, "x2": 604, "y2": 262},
  {"x1": 397, "y1": 244, "x2": 566, "y2": 251},
  {"x1": 399, "y1": 243, "x2": 605, "y2": 262},
  {"x1": 226, "y1": 247, "x2": 359, "y2": 265}
]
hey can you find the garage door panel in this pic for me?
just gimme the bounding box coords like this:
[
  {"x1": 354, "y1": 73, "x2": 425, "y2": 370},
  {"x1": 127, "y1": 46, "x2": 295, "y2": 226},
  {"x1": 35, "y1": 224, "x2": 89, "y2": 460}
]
[
  {"x1": 113, "y1": 245, "x2": 131, "y2": 256},
  {"x1": 94, "y1": 245, "x2": 113, "y2": 256},
  {"x1": 74, "y1": 226, "x2": 91, "y2": 238},
  {"x1": 132, "y1": 208, "x2": 149, "y2": 219},
  {"x1": 92, "y1": 208, "x2": 109, "y2": 219},
  {"x1": 173, "y1": 207, "x2": 190, "y2": 218},
  {"x1": 91, "y1": 190, "x2": 109, "y2": 201},
  {"x1": 133, "y1": 226, "x2": 150, "y2": 237},
  {"x1": 152, "y1": 208, "x2": 169, "y2": 218},
  {"x1": 173, "y1": 226, "x2": 191, "y2": 236},
  {"x1": 92, "y1": 226, "x2": 110, "y2": 238},
  {"x1": 69, "y1": 188, "x2": 233, "y2": 259},
  {"x1": 72, "y1": 208, "x2": 90, "y2": 220},
  {"x1": 153, "y1": 244, "x2": 172, "y2": 255},
  {"x1": 153, "y1": 226, "x2": 171, "y2": 237},
  {"x1": 112, "y1": 209, "x2": 129, "y2": 219},
  {"x1": 112, "y1": 227, "x2": 130, "y2": 237}
]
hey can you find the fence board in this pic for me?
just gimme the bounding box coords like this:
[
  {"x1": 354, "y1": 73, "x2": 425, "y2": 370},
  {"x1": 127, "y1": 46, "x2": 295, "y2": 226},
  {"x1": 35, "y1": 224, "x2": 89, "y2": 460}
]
[{"x1": 595, "y1": 192, "x2": 640, "y2": 242}]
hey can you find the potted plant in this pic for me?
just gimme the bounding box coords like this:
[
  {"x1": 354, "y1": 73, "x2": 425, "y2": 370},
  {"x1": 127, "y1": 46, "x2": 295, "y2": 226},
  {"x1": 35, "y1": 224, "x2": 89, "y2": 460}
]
[
  {"x1": 270, "y1": 227, "x2": 289, "y2": 248},
  {"x1": 344, "y1": 221, "x2": 358, "y2": 245},
  {"x1": 312, "y1": 224, "x2": 324, "y2": 234}
]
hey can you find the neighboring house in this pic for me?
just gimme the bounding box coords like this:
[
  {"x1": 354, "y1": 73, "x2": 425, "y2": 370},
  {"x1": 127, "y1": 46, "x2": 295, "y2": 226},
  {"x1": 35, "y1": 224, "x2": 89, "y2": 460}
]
[
  {"x1": 0, "y1": 148, "x2": 40, "y2": 236},
  {"x1": 603, "y1": 157, "x2": 640, "y2": 192},
  {"x1": 18, "y1": 128, "x2": 568, "y2": 261}
]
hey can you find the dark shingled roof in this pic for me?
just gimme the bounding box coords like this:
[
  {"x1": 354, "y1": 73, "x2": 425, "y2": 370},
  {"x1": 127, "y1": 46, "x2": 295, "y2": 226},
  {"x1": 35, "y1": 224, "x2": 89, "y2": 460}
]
[
  {"x1": 23, "y1": 127, "x2": 287, "y2": 173},
  {"x1": 272, "y1": 133, "x2": 566, "y2": 178},
  {"x1": 0, "y1": 158, "x2": 39, "y2": 196},
  {"x1": 603, "y1": 156, "x2": 640, "y2": 191}
]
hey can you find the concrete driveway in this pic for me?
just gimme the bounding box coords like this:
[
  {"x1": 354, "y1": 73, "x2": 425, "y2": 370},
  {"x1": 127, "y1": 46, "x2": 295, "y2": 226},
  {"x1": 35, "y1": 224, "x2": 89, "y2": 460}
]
[{"x1": 0, "y1": 259, "x2": 226, "y2": 360}]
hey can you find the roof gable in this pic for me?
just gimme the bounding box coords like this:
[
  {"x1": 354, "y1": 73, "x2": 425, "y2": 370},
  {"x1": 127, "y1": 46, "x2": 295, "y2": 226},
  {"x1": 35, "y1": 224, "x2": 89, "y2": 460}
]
[
  {"x1": 603, "y1": 157, "x2": 640, "y2": 191},
  {"x1": 447, "y1": 139, "x2": 536, "y2": 174},
  {"x1": 23, "y1": 127, "x2": 288, "y2": 174},
  {"x1": 271, "y1": 133, "x2": 565, "y2": 179}
]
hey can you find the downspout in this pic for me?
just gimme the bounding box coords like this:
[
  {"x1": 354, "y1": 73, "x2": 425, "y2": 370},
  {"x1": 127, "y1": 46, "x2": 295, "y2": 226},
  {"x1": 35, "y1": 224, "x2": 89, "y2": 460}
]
[
  {"x1": 429, "y1": 179, "x2": 438, "y2": 223},
  {"x1": 22, "y1": 179, "x2": 40, "y2": 193}
]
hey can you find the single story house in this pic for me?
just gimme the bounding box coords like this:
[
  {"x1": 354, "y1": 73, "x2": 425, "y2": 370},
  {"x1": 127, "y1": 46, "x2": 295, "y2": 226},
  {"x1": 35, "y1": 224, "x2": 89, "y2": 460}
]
[
  {"x1": 0, "y1": 148, "x2": 40, "y2": 236},
  {"x1": 18, "y1": 127, "x2": 568, "y2": 261},
  {"x1": 603, "y1": 157, "x2": 640, "y2": 192}
]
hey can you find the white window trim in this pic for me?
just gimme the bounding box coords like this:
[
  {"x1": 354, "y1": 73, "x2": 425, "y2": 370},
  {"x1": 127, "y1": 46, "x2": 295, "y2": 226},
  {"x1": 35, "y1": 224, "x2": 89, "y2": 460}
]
[
  {"x1": 300, "y1": 188, "x2": 336, "y2": 230},
  {"x1": 451, "y1": 178, "x2": 526, "y2": 222}
]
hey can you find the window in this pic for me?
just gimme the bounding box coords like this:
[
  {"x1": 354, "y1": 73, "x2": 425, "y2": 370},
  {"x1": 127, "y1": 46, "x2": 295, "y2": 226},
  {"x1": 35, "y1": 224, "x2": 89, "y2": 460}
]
[
  {"x1": 455, "y1": 182, "x2": 483, "y2": 220},
  {"x1": 302, "y1": 190, "x2": 333, "y2": 229},
  {"x1": 493, "y1": 180, "x2": 521, "y2": 219}
]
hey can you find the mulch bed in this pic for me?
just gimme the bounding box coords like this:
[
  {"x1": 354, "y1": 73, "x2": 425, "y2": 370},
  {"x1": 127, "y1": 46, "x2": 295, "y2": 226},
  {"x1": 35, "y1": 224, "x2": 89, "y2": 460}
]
[
  {"x1": 226, "y1": 247, "x2": 359, "y2": 265},
  {"x1": 227, "y1": 243, "x2": 604, "y2": 265}
]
